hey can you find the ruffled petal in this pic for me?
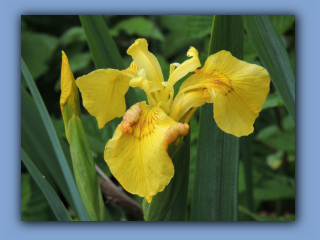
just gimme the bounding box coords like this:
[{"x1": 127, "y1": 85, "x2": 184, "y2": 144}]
[
  {"x1": 76, "y1": 69, "x2": 131, "y2": 129},
  {"x1": 104, "y1": 102, "x2": 189, "y2": 202},
  {"x1": 178, "y1": 50, "x2": 270, "y2": 137},
  {"x1": 127, "y1": 38, "x2": 164, "y2": 85}
]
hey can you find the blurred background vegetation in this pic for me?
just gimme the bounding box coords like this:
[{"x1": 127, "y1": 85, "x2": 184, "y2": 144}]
[{"x1": 21, "y1": 15, "x2": 295, "y2": 221}]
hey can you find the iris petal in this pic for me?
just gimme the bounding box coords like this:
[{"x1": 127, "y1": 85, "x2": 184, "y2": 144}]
[
  {"x1": 168, "y1": 47, "x2": 201, "y2": 86},
  {"x1": 127, "y1": 38, "x2": 164, "y2": 85},
  {"x1": 76, "y1": 69, "x2": 131, "y2": 129},
  {"x1": 104, "y1": 102, "x2": 189, "y2": 202},
  {"x1": 177, "y1": 50, "x2": 270, "y2": 136}
]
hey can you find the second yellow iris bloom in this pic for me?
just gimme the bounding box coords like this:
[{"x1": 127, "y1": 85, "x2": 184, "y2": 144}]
[{"x1": 75, "y1": 38, "x2": 270, "y2": 202}]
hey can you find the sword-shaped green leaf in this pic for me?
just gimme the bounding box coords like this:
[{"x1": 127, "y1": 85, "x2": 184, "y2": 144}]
[
  {"x1": 242, "y1": 15, "x2": 295, "y2": 121},
  {"x1": 21, "y1": 58, "x2": 90, "y2": 221},
  {"x1": 191, "y1": 15, "x2": 242, "y2": 221},
  {"x1": 21, "y1": 87, "x2": 75, "y2": 210}
]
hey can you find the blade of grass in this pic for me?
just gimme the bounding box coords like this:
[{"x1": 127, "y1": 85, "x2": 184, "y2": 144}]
[
  {"x1": 21, "y1": 58, "x2": 90, "y2": 221},
  {"x1": 21, "y1": 148, "x2": 73, "y2": 221},
  {"x1": 242, "y1": 15, "x2": 295, "y2": 122},
  {"x1": 191, "y1": 15, "x2": 242, "y2": 221},
  {"x1": 79, "y1": 15, "x2": 137, "y2": 106}
]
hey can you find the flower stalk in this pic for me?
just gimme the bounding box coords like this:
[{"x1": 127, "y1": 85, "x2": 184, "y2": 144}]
[{"x1": 60, "y1": 51, "x2": 105, "y2": 221}]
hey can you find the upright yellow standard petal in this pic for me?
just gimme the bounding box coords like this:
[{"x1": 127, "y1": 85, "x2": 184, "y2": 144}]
[
  {"x1": 76, "y1": 69, "x2": 131, "y2": 129},
  {"x1": 168, "y1": 47, "x2": 201, "y2": 86},
  {"x1": 127, "y1": 38, "x2": 164, "y2": 85},
  {"x1": 178, "y1": 50, "x2": 270, "y2": 137},
  {"x1": 104, "y1": 102, "x2": 189, "y2": 202}
]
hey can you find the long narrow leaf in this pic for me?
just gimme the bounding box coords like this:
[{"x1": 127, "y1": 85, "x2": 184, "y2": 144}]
[
  {"x1": 242, "y1": 15, "x2": 295, "y2": 121},
  {"x1": 191, "y1": 15, "x2": 242, "y2": 221},
  {"x1": 21, "y1": 87, "x2": 76, "y2": 211},
  {"x1": 79, "y1": 15, "x2": 137, "y2": 106},
  {"x1": 21, "y1": 58, "x2": 90, "y2": 221},
  {"x1": 21, "y1": 149, "x2": 73, "y2": 221}
]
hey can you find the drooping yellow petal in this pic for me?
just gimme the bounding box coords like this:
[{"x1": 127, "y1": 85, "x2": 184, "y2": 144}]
[
  {"x1": 178, "y1": 50, "x2": 270, "y2": 137},
  {"x1": 104, "y1": 102, "x2": 189, "y2": 202},
  {"x1": 76, "y1": 69, "x2": 131, "y2": 129},
  {"x1": 168, "y1": 47, "x2": 201, "y2": 86},
  {"x1": 127, "y1": 38, "x2": 164, "y2": 85}
]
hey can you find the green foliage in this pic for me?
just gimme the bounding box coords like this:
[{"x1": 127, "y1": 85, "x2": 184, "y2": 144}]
[
  {"x1": 79, "y1": 15, "x2": 124, "y2": 70},
  {"x1": 60, "y1": 27, "x2": 87, "y2": 46},
  {"x1": 242, "y1": 15, "x2": 295, "y2": 121},
  {"x1": 159, "y1": 15, "x2": 197, "y2": 58},
  {"x1": 21, "y1": 174, "x2": 32, "y2": 214},
  {"x1": 266, "y1": 151, "x2": 284, "y2": 170},
  {"x1": 21, "y1": 173, "x2": 56, "y2": 221},
  {"x1": 21, "y1": 149, "x2": 72, "y2": 221},
  {"x1": 268, "y1": 15, "x2": 295, "y2": 36},
  {"x1": 257, "y1": 125, "x2": 295, "y2": 151},
  {"x1": 21, "y1": 32, "x2": 58, "y2": 79},
  {"x1": 21, "y1": 87, "x2": 75, "y2": 209},
  {"x1": 110, "y1": 16, "x2": 164, "y2": 41},
  {"x1": 186, "y1": 15, "x2": 213, "y2": 38},
  {"x1": 262, "y1": 92, "x2": 284, "y2": 110},
  {"x1": 21, "y1": 58, "x2": 90, "y2": 221},
  {"x1": 68, "y1": 116, "x2": 105, "y2": 221},
  {"x1": 239, "y1": 205, "x2": 295, "y2": 221},
  {"x1": 254, "y1": 175, "x2": 295, "y2": 201}
]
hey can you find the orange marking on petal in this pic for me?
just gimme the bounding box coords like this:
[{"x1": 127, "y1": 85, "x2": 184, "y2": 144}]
[
  {"x1": 165, "y1": 123, "x2": 189, "y2": 148},
  {"x1": 119, "y1": 103, "x2": 142, "y2": 134}
]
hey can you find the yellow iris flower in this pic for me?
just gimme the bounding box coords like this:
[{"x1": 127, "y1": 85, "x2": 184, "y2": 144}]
[{"x1": 75, "y1": 38, "x2": 270, "y2": 203}]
